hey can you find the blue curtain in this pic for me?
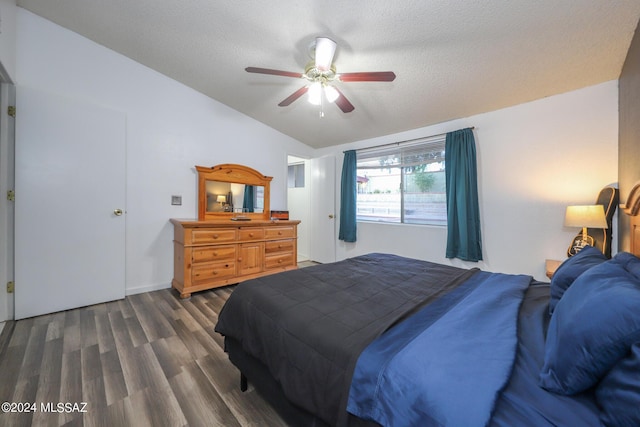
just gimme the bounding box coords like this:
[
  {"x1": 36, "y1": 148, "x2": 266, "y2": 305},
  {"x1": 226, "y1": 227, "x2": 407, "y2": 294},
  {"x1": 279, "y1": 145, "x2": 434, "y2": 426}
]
[
  {"x1": 243, "y1": 185, "x2": 255, "y2": 212},
  {"x1": 445, "y1": 128, "x2": 482, "y2": 261},
  {"x1": 339, "y1": 150, "x2": 357, "y2": 242}
]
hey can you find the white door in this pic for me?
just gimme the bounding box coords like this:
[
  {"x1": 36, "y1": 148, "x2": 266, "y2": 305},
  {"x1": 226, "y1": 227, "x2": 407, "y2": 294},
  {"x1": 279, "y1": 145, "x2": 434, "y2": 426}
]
[
  {"x1": 15, "y1": 86, "x2": 126, "y2": 319},
  {"x1": 309, "y1": 156, "x2": 336, "y2": 263}
]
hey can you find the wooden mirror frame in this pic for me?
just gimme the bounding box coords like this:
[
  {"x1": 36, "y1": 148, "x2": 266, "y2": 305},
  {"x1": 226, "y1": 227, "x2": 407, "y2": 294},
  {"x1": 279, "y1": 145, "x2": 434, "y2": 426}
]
[{"x1": 197, "y1": 164, "x2": 272, "y2": 221}]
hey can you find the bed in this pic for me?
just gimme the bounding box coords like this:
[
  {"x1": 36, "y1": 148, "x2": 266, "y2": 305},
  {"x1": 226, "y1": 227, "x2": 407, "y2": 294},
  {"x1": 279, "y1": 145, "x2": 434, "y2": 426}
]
[{"x1": 215, "y1": 250, "x2": 640, "y2": 426}]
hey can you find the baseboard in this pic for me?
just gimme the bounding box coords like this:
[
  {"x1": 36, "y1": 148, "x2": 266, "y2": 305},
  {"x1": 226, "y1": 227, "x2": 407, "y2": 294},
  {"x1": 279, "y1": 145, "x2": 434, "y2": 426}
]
[{"x1": 125, "y1": 282, "x2": 171, "y2": 296}]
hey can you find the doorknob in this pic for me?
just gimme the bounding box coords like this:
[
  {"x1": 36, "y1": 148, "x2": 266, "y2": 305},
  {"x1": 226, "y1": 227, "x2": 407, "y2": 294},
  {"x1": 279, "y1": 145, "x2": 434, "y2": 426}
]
[
  {"x1": 328, "y1": 214, "x2": 334, "y2": 219},
  {"x1": 113, "y1": 209, "x2": 124, "y2": 216}
]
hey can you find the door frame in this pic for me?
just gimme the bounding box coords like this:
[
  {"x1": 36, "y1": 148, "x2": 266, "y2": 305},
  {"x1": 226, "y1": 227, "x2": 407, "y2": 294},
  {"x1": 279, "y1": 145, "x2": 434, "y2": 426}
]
[
  {"x1": 287, "y1": 155, "x2": 311, "y2": 261},
  {"x1": 0, "y1": 82, "x2": 15, "y2": 322}
]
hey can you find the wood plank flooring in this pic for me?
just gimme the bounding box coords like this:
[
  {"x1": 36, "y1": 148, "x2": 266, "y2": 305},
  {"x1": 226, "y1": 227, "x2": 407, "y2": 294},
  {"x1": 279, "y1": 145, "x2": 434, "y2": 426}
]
[{"x1": 0, "y1": 283, "x2": 294, "y2": 427}]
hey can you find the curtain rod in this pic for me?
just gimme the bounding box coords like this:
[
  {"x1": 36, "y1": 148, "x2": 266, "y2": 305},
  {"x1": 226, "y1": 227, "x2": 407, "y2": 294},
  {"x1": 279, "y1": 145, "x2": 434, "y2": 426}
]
[{"x1": 344, "y1": 127, "x2": 474, "y2": 153}]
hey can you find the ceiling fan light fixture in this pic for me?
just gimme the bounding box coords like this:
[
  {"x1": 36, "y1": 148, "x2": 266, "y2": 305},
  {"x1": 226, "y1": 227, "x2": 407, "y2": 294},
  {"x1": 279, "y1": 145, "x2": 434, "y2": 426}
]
[
  {"x1": 246, "y1": 36, "x2": 395, "y2": 113},
  {"x1": 324, "y1": 85, "x2": 339, "y2": 103},
  {"x1": 308, "y1": 82, "x2": 322, "y2": 105},
  {"x1": 314, "y1": 37, "x2": 337, "y2": 71}
]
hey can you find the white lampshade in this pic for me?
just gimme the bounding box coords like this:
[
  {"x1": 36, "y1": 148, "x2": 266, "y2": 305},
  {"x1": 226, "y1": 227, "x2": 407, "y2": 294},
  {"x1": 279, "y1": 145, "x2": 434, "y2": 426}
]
[
  {"x1": 564, "y1": 205, "x2": 608, "y2": 229},
  {"x1": 216, "y1": 195, "x2": 226, "y2": 203},
  {"x1": 314, "y1": 37, "x2": 337, "y2": 71},
  {"x1": 324, "y1": 85, "x2": 339, "y2": 103},
  {"x1": 308, "y1": 82, "x2": 322, "y2": 105}
]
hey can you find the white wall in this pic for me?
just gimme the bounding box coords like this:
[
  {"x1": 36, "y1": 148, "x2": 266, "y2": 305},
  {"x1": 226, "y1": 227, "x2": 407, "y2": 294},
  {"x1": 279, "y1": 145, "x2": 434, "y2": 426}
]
[
  {"x1": 0, "y1": 0, "x2": 16, "y2": 82},
  {"x1": 316, "y1": 81, "x2": 619, "y2": 281},
  {"x1": 16, "y1": 9, "x2": 314, "y2": 295}
]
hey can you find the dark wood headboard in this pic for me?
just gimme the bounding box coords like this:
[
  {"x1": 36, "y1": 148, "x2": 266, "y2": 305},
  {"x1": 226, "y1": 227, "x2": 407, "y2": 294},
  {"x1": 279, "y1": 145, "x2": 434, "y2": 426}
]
[
  {"x1": 621, "y1": 182, "x2": 640, "y2": 257},
  {"x1": 618, "y1": 20, "x2": 640, "y2": 253}
]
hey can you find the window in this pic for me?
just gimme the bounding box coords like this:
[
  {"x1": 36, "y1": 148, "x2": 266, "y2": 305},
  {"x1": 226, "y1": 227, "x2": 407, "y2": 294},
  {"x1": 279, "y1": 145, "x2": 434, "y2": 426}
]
[
  {"x1": 288, "y1": 163, "x2": 305, "y2": 188},
  {"x1": 356, "y1": 136, "x2": 446, "y2": 226}
]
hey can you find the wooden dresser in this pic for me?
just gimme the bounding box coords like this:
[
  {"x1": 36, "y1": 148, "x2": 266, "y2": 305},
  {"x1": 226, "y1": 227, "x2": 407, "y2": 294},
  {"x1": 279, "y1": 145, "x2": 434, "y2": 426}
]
[{"x1": 170, "y1": 219, "x2": 300, "y2": 298}]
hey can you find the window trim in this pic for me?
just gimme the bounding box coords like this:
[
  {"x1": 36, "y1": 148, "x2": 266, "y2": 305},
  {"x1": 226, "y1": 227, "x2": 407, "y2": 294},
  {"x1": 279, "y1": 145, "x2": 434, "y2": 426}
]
[{"x1": 355, "y1": 135, "x2": 447, "y2": 226}]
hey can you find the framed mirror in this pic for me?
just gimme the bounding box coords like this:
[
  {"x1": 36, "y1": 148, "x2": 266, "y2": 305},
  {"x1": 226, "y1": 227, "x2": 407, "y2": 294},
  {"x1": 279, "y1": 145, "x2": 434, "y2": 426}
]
[{"x1": 197, "y1": 164, "x2": 272, "y2": 221}]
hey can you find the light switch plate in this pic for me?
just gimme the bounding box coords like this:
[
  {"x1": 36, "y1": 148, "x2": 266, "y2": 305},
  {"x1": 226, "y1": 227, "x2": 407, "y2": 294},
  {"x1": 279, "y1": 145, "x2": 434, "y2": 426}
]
[{"x1": 171, "y1": 195, "x2": 182, "y2": 206}]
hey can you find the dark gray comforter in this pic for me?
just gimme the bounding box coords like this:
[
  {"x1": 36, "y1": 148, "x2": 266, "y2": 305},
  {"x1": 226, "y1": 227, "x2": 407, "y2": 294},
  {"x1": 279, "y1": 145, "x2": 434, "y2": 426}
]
[{"x1": 215, "y1": 253, "x2": 477, "y2": 426}]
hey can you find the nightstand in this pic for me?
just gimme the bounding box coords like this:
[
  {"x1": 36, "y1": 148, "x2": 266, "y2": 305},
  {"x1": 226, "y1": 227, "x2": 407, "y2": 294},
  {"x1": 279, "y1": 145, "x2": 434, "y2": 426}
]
[{"x1": 545, "y1": 259, "x2": 562, "y2": 279}]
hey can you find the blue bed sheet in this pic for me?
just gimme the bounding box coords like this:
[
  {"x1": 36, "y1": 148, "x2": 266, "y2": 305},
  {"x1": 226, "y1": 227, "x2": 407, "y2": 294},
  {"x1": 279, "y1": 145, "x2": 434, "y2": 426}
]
[
  {"x1": 490, "y1": 283, "x2": 601, "y2": 427},
  {"x1": 347, "y1": 271, "x2": 531, "y2": 427}
]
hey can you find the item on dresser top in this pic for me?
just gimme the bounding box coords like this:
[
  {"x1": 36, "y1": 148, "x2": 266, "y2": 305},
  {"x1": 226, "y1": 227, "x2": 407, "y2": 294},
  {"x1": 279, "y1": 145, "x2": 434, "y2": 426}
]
[
  {"x1": 270, "y1": 210, "x2": 289, "y2": 220},
  {"x1": 197, "y1": 163, "x2": 272, "y2": 221}
]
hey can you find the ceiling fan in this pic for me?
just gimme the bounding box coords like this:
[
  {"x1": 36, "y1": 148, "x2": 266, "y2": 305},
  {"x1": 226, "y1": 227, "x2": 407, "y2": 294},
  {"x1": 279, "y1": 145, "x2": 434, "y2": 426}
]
[{"x1": 246, "y1": 37, "x2": 396, "y2": 114}]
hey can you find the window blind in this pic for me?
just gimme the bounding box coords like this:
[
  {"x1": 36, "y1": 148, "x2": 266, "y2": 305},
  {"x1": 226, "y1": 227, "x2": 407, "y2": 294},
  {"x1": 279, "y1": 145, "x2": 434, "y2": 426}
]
[{"x1": 356, "y1": 136, "x2": 446, "y2": 169}]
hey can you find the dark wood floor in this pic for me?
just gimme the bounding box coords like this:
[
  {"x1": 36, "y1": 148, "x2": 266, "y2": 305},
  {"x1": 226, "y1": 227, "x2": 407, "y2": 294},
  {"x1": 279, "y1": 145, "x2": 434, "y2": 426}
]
[{"x1": 0, "y1": 283, "x2": 291, "y2": 427}]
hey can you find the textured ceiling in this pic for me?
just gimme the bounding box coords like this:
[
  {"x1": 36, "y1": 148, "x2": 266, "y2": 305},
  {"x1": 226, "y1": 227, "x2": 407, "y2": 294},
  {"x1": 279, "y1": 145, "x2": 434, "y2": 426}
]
[{"x1": 16, "y1": 0, "x2": 640, "y2": 148}]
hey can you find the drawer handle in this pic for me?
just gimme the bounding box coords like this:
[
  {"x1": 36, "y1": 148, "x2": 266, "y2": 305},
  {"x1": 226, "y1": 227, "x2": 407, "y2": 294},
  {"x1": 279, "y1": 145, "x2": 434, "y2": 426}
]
[
  {"x1": 249, "y1": 233, "x2": 254, "y2": 237},
  {"x1": 213, "y1": 234, "x2": 219, "y2": 239},
  {"x1": 278, "y1": 231, "x2": 282, "y2": 235},
  {"x1": 278, "y1": 259, "x2": 283, "y2": 263}
]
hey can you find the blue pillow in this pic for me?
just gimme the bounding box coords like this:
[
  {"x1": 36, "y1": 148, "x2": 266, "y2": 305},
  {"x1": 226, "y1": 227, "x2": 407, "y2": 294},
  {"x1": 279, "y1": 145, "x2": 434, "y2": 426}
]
[
  {"x1": 539, "y1": 253, "x2": 640, "y2": 394},
  {"x1": 610, "y1": 251, "x2": 640, "y2": 281},
  {"x1": 596, "y1": 342, "x2": 640, "y2": 427},
  {"x1": 548, "y1": 245, "x2": 606, "y2": 314}
]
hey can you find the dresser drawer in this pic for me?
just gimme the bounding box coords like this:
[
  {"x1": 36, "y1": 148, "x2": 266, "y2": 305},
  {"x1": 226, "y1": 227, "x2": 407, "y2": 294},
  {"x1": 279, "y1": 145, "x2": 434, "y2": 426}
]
[
  {"x1": 265, "y1": 252, "x2": 295, "y2": 270},
  {"x1": 192, "y1": 261, "x2": 237, "y2": 284},
  {"x1": 191, "y1": 228, "x2": 237, "y2": 244},
  {"x1": 192, "y1": 245, "x2": 236, "y2": 263},
  {"x1": 265, "y1": 239, "x2": 294, "y2": 254},
  {"x1": 264, "y1": 226, "x2": 295, "y2": 239},
  {"x1": 238, "y1": 228, "x2": 265, "y2": 241}
]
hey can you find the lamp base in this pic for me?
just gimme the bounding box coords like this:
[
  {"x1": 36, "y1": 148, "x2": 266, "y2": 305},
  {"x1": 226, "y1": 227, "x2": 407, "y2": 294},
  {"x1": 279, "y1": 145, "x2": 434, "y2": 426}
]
[{"x1": 571, "y1": 234, "x2": 595, "y2": 254}]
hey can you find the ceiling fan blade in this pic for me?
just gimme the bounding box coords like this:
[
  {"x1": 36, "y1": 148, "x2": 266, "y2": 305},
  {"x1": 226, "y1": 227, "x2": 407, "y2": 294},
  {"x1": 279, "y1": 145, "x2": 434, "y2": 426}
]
[
  {"x1": 278, "y1": 86, "x2": 309, "y2": 107},
  {"x1": 339, "y1": 71, "x2": 396, "y2": 82},
  {"x1": 333, "y1": 88, "x2": 355, "y2": 113},
  {"x1": 315, "y1": 37, "x2": 337, "y2": 71},
  {"x1": 245, "y1": 67, "x2": 302, "y2": 78}
]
